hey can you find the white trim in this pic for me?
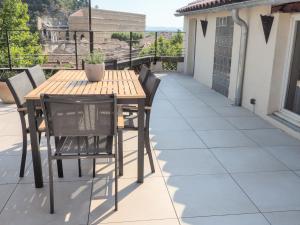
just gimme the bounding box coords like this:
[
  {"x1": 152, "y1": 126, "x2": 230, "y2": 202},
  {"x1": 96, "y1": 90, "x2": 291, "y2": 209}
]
[{"x1": 280, "y1": 14, "x2": 300, "y2": 122}]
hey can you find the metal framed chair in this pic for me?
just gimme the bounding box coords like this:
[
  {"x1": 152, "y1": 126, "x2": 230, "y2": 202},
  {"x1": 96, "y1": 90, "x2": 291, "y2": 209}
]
[
  {"x1": 6, "y1": 72, "x2": 45, "y2": 177},
  {"x1": 138, "y1": 65, "x2": 150, "y2": 86},
  {"x1": 119, "y1": 73, "x2": 161, "y2": 175},
  {"x1": 41, "y1": 94, "x2": 119, "y2": 214},
  {"x1": 26, "y1": 65, "x2": 47, "y2": 88}
]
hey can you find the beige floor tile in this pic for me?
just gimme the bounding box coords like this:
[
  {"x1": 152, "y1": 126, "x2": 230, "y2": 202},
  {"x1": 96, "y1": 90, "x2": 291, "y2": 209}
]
[
  {"x1": 95, "y1": 150, "x2": 162, "y2": 179},
  {"x1": 0, "y1": 135, "x2": 24, "y2": 156},
  {"x1": 156, "y1": 149, "x2": 226, "y2": 176},
  {"x1": 0, "y1": 184, "x2": 17, "y2": 210},
  {"x1": 180, "y1": 213, "x2": 269, "y2": 225},
  {"x1": 0, "y1": 155, "x2": 31, "y2": 184},
  {"x1": 166, "y1": 174, "x2": 257, "y2": 217},
  {"x1": 121, "y1": 131, "x2": 139, "y2": 151},
  {"x1": 21, "y1": 152, "x2": 94, "y2": 183},
  {"x1": 96, "y1": 219, "x2": 180, "y2": 225},
  {"x1": 89, "y1": 177, "x2": 176, "y2": 224},
  {"x1": 0, "y1": 181, "x2": 92, "y2": 225}
]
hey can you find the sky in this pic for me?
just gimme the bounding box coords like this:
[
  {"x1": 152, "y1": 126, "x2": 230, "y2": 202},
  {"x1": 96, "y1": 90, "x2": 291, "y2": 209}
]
[{"x1": 92, "y1": 0, "x2": 191, "y2": 28}]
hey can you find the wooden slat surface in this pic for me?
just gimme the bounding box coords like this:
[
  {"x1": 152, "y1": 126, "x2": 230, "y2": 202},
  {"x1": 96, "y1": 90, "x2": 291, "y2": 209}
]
[{"x1": 25, "y1": 70, "x2": 145, "y2": 100}]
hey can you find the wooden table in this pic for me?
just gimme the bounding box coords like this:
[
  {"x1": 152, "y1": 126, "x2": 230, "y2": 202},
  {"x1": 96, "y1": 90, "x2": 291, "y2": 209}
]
[{"x1": 25, "y1": 70, "x2": 146, "y2": 188}]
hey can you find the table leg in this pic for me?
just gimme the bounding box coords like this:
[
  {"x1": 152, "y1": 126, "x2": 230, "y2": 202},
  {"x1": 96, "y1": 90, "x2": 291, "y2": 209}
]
[
  {"x1": 137, "y1": 99, "x2": 145, "y2": 183},
  {"x1": 27, "y1": 100, "x2": 43, "y2": 188}
]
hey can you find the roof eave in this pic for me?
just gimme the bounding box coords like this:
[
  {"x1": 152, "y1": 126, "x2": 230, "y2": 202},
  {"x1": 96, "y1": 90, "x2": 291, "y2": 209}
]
[{"x1": 175, "y1": 0, "x2": 297, "y2": 16}]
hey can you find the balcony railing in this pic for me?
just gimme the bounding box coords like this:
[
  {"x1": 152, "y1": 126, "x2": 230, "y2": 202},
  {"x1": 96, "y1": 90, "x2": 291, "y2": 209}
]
[{"x1": 0, "y1": 30, "x2": 185, "y2": 71}]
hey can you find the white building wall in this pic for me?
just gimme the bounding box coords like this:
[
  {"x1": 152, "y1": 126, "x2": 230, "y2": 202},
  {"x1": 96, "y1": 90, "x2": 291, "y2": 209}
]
[
  {"x1": 268, "y1": 13, "x2": 291, "y2": 114},
  {"x1": 183, "y1": 16, "x2": 197, "y2": 75},
  {"x1": 241, "y1": 6, "x2": 279, "y2": 116},
  {"x1": 184, "y1": 5, "x2": 294, "y2": 118},
  {"x1": 193, "y1": 14, "x2": 216, "y2": 87}
]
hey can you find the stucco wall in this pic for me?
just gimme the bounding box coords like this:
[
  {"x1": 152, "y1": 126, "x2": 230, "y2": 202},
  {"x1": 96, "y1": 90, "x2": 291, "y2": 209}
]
[
  {"x1": 69, "y1": 8, "x2": 145, "y2": 32},
  {"x1": 183, "y1": 16, "x2": 197, "y2": 75}
]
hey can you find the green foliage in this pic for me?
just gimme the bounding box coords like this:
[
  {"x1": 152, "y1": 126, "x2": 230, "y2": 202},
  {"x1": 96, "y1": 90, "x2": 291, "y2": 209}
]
[
  {"x1": 85, "y1": 50, "x2": 105, "y2": 64},
  {"x1": 25, "y1": 0, "x2": 86, "y2": 30},
  {"x1": 111, "y1": 32, "x2": 144, "y2": 42},
  {"x1": 25, "y1": 0, "x2": 60, "y2": 30},
  {"x1": 0, "y1": 70, "x2": 16, "y2": 81},
  {"x1": 139, "y1": 32, "x2": 184, "y2": 70},
  {"x1": 0, "y1": 0, "x2": 45, "y2": 67},
  {"x1": 57, "y1": 0, "x2": 86, "y2": 14}
]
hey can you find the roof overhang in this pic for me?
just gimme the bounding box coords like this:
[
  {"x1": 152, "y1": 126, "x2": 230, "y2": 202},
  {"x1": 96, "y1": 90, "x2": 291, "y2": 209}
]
[{"x1": 175, "y1": 0, "x2": 298, "y2": 16}]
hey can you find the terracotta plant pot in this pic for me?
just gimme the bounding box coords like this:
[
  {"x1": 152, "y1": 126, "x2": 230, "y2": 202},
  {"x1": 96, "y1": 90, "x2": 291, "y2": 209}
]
[
  {"x1": 0, "y1": 81, "x2": 15, "y2": 104},
  {"x1": 85, "y1": 63, "x2": 105, "y2": 82}
]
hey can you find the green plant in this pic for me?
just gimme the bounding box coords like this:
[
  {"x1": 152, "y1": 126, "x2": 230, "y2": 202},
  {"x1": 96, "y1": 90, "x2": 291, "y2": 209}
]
[
  {"x1": 0, "y1": 0, "x2": 45, "y2": 67},
  {"x1": 139, "y1": 32, "x2": 184, "y2": 70},
  {"x1": 85, "y1": 50, "x2": 105, "y2": 64},
  {"x1": 0, "y1": 71, "x2": 16, "y2": 81}
]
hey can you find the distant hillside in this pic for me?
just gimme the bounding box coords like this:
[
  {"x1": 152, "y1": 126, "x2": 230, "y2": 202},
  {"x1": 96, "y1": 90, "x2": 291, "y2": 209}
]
[
  {"x1": 146, "y1": 26, "x2": 183, "y2": 32},
  {"x1": 25, "y1": 0, "x2": 86, "y2": 30}
]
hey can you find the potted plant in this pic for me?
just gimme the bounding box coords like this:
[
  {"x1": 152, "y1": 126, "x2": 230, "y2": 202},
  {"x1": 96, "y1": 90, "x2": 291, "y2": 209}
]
[
  {"x1": 0, "y1": 71, "x2": 15, "y2": 104},
  {"x1": 84, "y1": 50, "x2": 105, "y2": 82}
]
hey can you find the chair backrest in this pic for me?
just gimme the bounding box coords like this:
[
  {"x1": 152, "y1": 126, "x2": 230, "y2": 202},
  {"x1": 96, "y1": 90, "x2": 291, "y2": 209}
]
[
  {"x1": 27, "y1": 65, "x2": 46, "y2": 88},
  {"x1": 144, "y1": 73, "x2": 161, "y2": 107},
  {"x1": 138, "y1": 65, "x2": 150, "y2": 85},
  {"x1": 105, "y1": 59, "x2": 118, "y2": 70},
  {"x1": 6, "y1": 71, "x2": 34, "y2": 108},
  {"x1": 41, "y1": 94, "x2": 117, "y2": 137}
]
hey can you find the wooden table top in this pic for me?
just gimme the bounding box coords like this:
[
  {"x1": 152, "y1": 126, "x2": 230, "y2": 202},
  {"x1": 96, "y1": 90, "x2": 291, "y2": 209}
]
[{"x1": 25, "y1": 70, "x2": 146, "y2": 100}]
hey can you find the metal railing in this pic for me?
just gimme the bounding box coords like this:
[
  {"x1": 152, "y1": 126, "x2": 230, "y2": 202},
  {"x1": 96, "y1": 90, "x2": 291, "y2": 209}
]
[{"x1": 0, "y1": 30, "x2": 185, "y2": 71}]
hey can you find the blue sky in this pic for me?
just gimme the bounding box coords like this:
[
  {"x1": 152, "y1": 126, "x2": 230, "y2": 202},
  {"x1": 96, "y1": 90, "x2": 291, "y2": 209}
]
[{"x1": 92, "y1": 0, "x2": 191, "y2": 28}]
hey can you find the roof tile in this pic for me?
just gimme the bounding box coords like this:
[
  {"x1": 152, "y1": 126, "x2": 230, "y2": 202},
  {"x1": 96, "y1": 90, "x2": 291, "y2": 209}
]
[{"x1": 177, "y1": 0, "x2": 247, "y2": 13}]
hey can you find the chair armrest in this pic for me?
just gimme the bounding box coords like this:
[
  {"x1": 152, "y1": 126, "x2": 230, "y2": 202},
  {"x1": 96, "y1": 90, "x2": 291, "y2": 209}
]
[
  {"x1": 17, "y1": 106, "x2": 43, "y2": 113},
  {"x1": 117, "y1": 106, "x2": 124, "y2": 129},
  {"x1": 17, "y1": 107, "x2": 27, "y2": 112},
  {"x1": 121, "y1": 105, "x2": 151, "y2": 112}
]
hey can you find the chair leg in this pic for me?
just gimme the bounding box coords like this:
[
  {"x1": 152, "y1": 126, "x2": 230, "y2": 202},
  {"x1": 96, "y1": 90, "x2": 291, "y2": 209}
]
[
  {"x1": 77, "y1": 137, "x2": 82, "y2": 177},
  {"x1": 145, "y1": 130, "x2": 155, "y2": 173},
  {"x1": 38, "y1": 132, "x2": 41, "y2": 143},
  {"x1": 48, "y1": 158, "x2": 54, "y2": 214},
  {"x1": 115, "y1": 136, "x2": 118, "y2": 211},
  {"x1": 19, "y1": 127, "x2": 27, "y2": 178},
  {"x1": 93, "y1": 159, "x2": 96, "y2": 178},
  {"x1": 118, "y1": 130, "x2": 123, "y2": 176},
  {"x1": 78, "y1": 159, "x2": 82, "y2": 177},
  {"x1": 55, "y1": 137, "x2": 64, "y2": 178},
  {"x1": 56, "y1": 160, "x2": 64, "y2": 178}
]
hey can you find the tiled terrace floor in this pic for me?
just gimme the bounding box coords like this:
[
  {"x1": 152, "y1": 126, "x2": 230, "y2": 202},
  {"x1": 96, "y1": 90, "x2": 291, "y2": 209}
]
[{"x1": 1, "y1": 73, "x2": 300, "y2": 225}]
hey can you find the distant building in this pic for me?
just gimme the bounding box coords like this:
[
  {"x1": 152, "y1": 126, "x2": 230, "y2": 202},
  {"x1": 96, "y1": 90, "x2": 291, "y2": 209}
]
[{"x1": 68, "y1": 8, "x2": 146, "y2": 42}]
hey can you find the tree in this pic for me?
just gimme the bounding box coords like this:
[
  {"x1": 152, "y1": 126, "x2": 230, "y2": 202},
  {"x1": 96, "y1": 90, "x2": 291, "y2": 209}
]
[
  {"x1": 57, "y1": 0, "x2": 86, "y2": 15},
  {"x1": 25, "y1": 0, "x2": 86, "y2": 30},
  {"x1": 139, "y1": 32, "x2": 183, "y2": 70},
  {"x1": 0, "y1": 0, "x2": 44, "y2": 67},
  {"x1": 25, "y1": 0, "x2": 60, "y2": 30}
]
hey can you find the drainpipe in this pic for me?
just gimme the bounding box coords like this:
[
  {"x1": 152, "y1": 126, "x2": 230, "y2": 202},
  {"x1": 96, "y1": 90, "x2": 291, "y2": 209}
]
[{"x1": 231, "y1": 9, "x2": 248, "y2": 106}]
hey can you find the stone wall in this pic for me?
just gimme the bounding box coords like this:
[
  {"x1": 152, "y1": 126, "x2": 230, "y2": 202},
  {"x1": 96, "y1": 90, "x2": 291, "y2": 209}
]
[{"x1": 69, "y1": 8, "x2": 146, "y2": 42}]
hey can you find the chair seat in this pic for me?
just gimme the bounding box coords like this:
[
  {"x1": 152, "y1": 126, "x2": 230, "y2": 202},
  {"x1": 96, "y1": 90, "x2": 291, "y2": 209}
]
[
  {"x1": 124, "y1": 114, "x2": 146, "y2": 130},
  {"x1": 54, "y1": 136, "x2": 113, "y2": 158},
  {"x1": 38, "y1": 119, "x2": 46, "y2": 132}
]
